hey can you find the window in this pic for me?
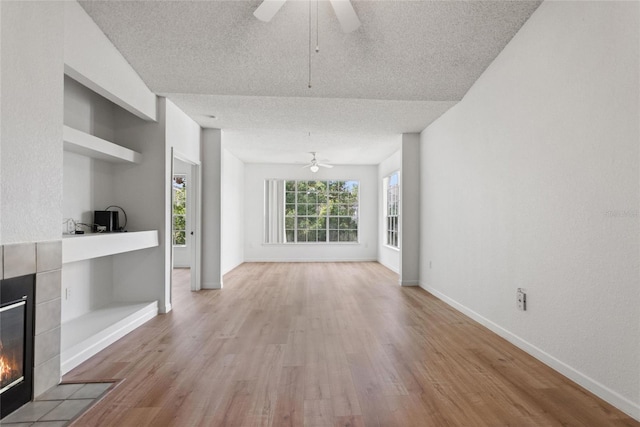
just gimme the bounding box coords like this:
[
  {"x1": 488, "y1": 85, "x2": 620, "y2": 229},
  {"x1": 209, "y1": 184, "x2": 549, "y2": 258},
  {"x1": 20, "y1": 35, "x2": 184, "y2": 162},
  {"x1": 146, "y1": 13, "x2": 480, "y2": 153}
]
[
  {"x1": 172, "y1": 174, "x2": 187, "y2": 246},
  {"x1": 385, "y1": 171, "x2": 399, "y2": 248},
  {"x1": 283, "y1": 180, "x2": 359, "y2": 243}
]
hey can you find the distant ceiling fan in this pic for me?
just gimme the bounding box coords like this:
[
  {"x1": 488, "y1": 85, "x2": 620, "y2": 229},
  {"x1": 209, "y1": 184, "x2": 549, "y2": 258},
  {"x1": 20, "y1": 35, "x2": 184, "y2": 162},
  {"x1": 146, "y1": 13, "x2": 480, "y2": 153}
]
[
  {"x1": 253, "y1": 0, "x2": 361, "y2": 33},
  {"x1": 303, "y1": 152, "x2": 333, "y2": 173}
]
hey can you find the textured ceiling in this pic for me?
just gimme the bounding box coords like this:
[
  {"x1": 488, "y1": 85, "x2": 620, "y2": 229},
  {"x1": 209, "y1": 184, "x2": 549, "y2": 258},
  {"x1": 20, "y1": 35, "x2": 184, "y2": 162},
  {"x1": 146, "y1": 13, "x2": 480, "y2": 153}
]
[{"x1": 79, "y1": 0, "x2": 541, "y2": 164}]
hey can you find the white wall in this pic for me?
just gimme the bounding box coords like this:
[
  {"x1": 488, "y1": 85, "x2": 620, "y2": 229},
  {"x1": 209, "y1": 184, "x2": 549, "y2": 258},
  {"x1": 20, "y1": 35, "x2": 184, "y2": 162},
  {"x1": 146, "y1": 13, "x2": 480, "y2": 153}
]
[
  {"x1": 202, "y1": 129, "x2": 222, "y2": 289},
  {"x1": 244, "y1": 164, "x2": 378, "y2": 262},
  {"x1": 64, "y1": 1, "x2": 156, "y2": 121},
  {"x1": 166, "y1": 98, "x2": 202, "y2": 272},
  {"x1": 420, "y1": 1, "x2": 639, "y2": 419},
  {"x1": 166, "y1": 99, "x2": 201, "y2": 164},
  {"x1": 1, "y1": 1, "x2": 64, "y2": 245},
  {"x1": 221, "y1": 148, "x2": 245, "y2": 274},
  {"x1": 378, "y1": 150, "x2": 401, "y2": 273}
]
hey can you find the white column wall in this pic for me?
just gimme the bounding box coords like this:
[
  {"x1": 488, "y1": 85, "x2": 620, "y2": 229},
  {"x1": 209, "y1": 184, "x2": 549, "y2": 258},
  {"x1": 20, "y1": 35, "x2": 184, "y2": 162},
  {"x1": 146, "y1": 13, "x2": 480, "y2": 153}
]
[
  {"x1": 400, "y1": 134, "x2": 420, "y2": 285},
  {"x1": 202, "y1": 129, "x2": 223, "y2": 288}
]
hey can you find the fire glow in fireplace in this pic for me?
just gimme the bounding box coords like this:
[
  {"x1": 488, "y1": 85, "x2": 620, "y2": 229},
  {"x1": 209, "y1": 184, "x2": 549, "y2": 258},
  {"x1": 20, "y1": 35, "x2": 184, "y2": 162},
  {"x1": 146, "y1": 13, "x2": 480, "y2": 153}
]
[
  {"x1": 0, "y1": 275, "x2": 34, "y2": 419},
  {"x1": 1, "y1": 301, "x2": 26, "y2": 392}
]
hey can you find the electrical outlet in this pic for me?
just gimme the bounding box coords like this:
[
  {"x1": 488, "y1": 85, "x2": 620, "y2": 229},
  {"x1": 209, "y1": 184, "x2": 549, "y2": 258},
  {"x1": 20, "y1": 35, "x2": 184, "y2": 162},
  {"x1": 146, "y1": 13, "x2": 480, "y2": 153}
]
[
  {"x1": 65, "y1": 288, "x2": 71, "y2": 300},
  {"x1": 517, "y1": 288, "x2": 526, "y2": 311}
]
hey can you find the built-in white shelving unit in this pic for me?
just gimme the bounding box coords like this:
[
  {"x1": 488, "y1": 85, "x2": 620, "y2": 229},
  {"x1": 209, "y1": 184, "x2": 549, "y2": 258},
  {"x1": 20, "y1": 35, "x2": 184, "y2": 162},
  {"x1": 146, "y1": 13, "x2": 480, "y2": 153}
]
[
  {"x1": 62, "y1": 230, "x2": 158, "y2": 264},
  {"x1": 63, "y1": 125, "x2": 141, "y2": 164},
  {"x1": 61, "y1": 301, "x2": 158, "y2": 374},
  {"x1": 61, "y1": 231, "x2": 160, "y2": 374},
  {"x1": 62, "y1": 73, "x2": 161, "y2": 375}
]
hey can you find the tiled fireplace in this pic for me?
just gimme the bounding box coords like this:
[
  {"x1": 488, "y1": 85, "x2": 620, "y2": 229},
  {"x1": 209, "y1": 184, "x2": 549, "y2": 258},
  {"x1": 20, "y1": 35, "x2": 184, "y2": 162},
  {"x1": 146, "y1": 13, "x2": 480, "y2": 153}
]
[{"x1": 0, "y1": 241, "x2": 62, "y2": 418}]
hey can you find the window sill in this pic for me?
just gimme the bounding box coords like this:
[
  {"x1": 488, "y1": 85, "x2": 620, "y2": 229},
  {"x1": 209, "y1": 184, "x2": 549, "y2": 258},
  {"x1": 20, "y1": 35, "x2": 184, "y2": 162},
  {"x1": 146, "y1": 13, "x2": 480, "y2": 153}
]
[{"x1": 383, "y1": 244, "x2": 400, "y2": 252}]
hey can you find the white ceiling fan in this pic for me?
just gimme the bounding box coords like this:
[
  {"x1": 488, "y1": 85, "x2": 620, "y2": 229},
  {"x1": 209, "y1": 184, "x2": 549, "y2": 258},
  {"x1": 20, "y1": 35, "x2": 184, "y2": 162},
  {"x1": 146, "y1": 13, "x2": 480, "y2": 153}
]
[
  {"x1": 254, "y1": 0, "x2": 361, "y2": 33},
  {"x1": 302, "y1": 152, "x2": 333, "y2": 173}
]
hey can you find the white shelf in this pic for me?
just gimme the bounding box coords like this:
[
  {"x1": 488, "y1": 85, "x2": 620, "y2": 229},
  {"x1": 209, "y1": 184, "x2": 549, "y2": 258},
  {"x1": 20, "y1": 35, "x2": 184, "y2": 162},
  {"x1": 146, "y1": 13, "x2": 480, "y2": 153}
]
[
  {"x1": 63, "y1": 230, "x2": 158, "y2": 264},
  {"x1": 61, "y1": 301, "x2": 158, "y2": 374},
  {"x1": 63, "y1": 125, "x2": 141, "y2": 164}
]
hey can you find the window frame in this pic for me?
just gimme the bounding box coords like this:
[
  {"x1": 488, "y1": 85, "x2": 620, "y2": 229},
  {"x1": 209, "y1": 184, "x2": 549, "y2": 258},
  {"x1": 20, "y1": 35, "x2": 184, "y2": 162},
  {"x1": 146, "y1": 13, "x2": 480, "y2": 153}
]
[
  {"x1": 284, "y1": 180, "x2": 360, "y2": 244},
  {"x1": 384, "y1": 171, "x2": 399, "y2": 249}
]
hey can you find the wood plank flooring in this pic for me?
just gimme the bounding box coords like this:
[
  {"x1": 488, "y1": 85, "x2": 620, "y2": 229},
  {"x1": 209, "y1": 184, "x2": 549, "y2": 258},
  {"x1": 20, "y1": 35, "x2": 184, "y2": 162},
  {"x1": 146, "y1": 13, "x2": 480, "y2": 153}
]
[{"x1": 65, "y1": 263, "x2": 639, "y2": 426}]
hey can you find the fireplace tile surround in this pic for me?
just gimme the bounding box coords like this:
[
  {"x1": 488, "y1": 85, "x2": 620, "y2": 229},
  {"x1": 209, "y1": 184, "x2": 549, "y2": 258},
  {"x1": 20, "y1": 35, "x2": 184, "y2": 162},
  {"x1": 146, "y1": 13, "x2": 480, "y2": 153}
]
[{"x1": 1, "y1": 241, "x2": 62, "y2": 404}]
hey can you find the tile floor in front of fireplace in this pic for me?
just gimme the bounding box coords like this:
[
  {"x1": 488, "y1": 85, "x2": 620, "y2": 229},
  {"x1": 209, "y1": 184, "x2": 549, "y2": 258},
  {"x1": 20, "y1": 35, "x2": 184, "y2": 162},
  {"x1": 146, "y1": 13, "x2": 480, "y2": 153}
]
[{"x1": 0, "y1": 382, "x2": 113, "y2": 426}]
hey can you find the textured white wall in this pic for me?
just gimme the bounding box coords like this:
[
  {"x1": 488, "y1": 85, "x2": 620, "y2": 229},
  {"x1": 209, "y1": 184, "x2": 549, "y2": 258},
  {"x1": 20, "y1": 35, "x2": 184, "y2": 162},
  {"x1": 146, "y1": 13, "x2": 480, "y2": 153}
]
[
  {"x1": 1, "y1": 1, "x2": 64, "y2": 245},
  {"x1": 378, "y1": 149, "x2": 401, "y2": 273},
  {"x1": 221, "y1": 148, "x2": 245, "y2": 274},
  {"x1": 243, "y1": 164, "x2": 378, "y2": 262},
  {"x1": 420, "y1": 1, "x2": 639, "y2": 419}
]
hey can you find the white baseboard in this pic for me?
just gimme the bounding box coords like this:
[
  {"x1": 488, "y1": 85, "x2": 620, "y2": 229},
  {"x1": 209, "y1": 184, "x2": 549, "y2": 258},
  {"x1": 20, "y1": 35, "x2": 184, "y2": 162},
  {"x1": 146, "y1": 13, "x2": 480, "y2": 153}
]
[
  {"x1": 420, "y1": 282, "x2": 640, "y2": 422},
  {"x1": 202, "y1": 281, "x2": 222, "y2": 289},
  {"x1": 61, "y1": 302, "x2": 158, "y2": 375},
  {"x1": 243, "y1": 258, "x2": 378, "y2": 263},
  {"x1": 400, "y1": 279, "x2": 419, "y2": 286},
  {"x1": 377, "y1": 259, "x2": 399, "y2": 274}
]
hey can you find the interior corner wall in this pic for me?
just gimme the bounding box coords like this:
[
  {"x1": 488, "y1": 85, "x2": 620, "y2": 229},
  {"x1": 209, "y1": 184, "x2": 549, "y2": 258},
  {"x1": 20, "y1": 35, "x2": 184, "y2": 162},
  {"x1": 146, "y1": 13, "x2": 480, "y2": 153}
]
[
  {"x1": 378, "y1": 150, "x2": 401, "y2": 273},
  {"x1": 419, "y1": 1, "x2": 639, "y2": 419},
  {"x1": 221, "y1": 147, "x2": 245, "y2": 274},
  {"x1": 1, "y1": 1, "x2": 64, "y2": 245}
]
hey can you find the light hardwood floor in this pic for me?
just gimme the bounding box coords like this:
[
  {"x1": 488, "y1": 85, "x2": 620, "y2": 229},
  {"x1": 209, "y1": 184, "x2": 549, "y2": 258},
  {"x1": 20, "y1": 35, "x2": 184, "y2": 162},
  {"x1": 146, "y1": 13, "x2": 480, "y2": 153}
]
[{"x1": 65, "y1": 263, "x2": 639, "y2": 426}]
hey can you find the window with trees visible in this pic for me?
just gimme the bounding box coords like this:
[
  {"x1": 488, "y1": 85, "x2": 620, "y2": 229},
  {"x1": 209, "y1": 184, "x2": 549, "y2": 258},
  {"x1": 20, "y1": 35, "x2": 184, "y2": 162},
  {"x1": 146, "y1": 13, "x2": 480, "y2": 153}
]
[
  {"x1": 284, "y1": 180, "x2": 359, "y2": 243},
  {"x1": 385, "y1": 172, "x2": 399, "y2": 248},
  {"x1": 172, "y1": 174, "x2": 186, "y2": 246}
]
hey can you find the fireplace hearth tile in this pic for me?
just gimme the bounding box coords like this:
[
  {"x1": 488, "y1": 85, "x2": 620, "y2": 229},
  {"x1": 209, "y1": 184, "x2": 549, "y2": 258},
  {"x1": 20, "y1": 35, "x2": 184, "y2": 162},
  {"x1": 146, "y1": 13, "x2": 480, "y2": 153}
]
[
  {"x1": 0, "y1": 400, "x2": 62, "y2": 424},
  {"x1": 1, "y1": 382, "x2": 115, "y2": 426},
  {"x1": 68, "y1": 382, "x2": 112, "y2": 400},
  {"x1": 37, "y1": 384, "x2": 84, "y2": 401},
  {"x1": 32, "y1": 422, "x2": 68, "y2": 426},
  {"x1": 36, "y1": 241, "x2": 62, "y2": 273},
  {"x1": 33, "y1": 356, "x2": 61, "y2": 398},
  {"x1": 39, "y1": 399, "x2": 93, "y2": 422},
  {"x1": 35, "y1": 271, "x2": 61, "y2": 305},
  {"x1": 3, "y1": 243, "x2": 36, "y2": 279},
  {"x1": 34, "y1": 327, "x2": 61, "y2": 368},
  {"x1": 35, "y1": 298, "x2": 61, "y2": 336}
]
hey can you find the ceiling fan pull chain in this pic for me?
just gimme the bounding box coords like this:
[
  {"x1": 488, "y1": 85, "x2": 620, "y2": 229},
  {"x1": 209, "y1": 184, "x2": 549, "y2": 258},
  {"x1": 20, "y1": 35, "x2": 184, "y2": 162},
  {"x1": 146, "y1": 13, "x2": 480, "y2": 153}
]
[
  {"x1": 308, "y1": 0, "x2": 312, "y2": 88},
  {"x1": 316, "y1": 0, "x2": 320, "y2": 53}
]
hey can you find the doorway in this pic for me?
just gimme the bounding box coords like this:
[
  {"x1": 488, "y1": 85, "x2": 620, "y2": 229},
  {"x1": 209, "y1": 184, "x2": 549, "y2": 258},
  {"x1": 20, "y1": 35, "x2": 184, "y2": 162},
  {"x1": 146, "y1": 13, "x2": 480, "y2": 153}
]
[{"x1": 170, "y1": 150, "x2": 202, "y2": 308}]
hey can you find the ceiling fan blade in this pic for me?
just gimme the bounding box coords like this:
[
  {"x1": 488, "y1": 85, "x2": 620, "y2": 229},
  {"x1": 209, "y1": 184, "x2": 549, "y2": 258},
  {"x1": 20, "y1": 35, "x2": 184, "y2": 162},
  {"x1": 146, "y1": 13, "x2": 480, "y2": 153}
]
[
  {"x1": 301, "y1": 163, "x2": 314, "y2": 169},
  {"x1": 318, "y1": 163, "x2": 334, "y2": 169},
  {"x1": 253, "y1": 0, "x2": 287, "y2": 22},
  {"x1": 329, "y1": 0, "x2": 361, "y2": 33}
]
